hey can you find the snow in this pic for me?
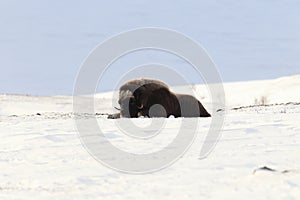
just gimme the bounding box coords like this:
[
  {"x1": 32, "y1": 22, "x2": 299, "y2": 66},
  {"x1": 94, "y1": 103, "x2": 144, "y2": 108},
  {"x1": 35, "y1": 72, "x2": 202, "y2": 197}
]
[
  {"x1": 224, "y1": 74, "x2": 300, "y2": 107},
  {"x1": 1, "y1": 75, "x2": 300, "y2": 199}
]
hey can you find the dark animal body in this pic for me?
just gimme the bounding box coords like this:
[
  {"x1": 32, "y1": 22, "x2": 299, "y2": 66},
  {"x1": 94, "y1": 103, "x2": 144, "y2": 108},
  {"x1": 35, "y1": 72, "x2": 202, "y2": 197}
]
[{"x1": 114, "y1": 79, "x2": 211, "y2": 118}]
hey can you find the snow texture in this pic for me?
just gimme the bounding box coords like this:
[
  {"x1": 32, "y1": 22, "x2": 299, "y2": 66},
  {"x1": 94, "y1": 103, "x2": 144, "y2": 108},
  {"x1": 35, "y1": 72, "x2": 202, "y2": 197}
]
[{"x1": 1, "y1": 75, "x2": 300, "y2": 199}]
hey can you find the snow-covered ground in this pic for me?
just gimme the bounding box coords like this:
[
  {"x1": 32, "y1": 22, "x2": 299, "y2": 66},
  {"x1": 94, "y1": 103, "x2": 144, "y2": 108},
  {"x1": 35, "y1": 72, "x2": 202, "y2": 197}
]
[{"x1": 1, "y1": 75, "x2": 300, "y2": 199}]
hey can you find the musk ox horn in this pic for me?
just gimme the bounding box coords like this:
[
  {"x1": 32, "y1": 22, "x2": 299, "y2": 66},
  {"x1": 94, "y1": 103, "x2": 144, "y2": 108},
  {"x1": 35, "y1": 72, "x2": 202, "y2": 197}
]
[
  {"x1": 114, "y1": 106, "x2": 121, "y2": 111},
  {"x1": 137, "y1": 104, "x2": 144, "y2": 109}
]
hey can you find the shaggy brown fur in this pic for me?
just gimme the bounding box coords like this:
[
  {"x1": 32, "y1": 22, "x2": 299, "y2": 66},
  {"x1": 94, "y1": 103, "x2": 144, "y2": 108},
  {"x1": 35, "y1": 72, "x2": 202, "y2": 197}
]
[
  {"x1": 132, "y1": 83, "x2": 211, "y2": 117},
  {"x1": 118, "y1": 79, "x2": 169, "y2": 118},
  {"x1": 116, "y1": 78, "x2": 211, "y2": 118}
]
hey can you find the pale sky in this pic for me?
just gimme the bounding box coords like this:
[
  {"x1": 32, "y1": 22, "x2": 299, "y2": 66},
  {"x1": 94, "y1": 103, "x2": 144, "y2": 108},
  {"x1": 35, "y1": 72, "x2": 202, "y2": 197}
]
[{"x1": 1, "y1": 0, "x2": 300, "y2": 95}]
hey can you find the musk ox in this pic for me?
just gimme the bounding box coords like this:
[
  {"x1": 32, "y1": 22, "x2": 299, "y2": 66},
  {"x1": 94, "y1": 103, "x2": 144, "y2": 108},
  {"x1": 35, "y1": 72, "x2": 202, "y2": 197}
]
[{"x1": 110, "y1": 78, "x2": 211, "y2": 118}]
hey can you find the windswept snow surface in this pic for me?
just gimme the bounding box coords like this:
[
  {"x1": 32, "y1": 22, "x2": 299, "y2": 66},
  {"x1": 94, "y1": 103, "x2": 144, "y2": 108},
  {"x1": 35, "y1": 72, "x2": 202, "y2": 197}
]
[{"x1": 1, "y1": 75, "x2": 300, "y2": 199}]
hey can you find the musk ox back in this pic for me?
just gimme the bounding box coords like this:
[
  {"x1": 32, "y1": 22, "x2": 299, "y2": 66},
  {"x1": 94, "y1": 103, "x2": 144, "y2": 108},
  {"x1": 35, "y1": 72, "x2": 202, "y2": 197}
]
[{"x1": 116, "y1": 78, "x2": 211, "y2": 118}]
